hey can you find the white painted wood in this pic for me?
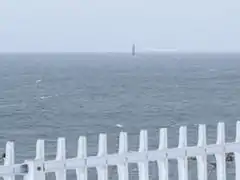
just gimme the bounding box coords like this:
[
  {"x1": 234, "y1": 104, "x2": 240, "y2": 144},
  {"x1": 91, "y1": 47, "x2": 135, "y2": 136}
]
[
  {"x1": 3, "y1": 141, "x2": 15, "y2": 180},
  {"x1": 23, "y1": 160, "x2": 35, "y2": 180},
  {"x1": 55, "y1": 138, "x2": 66, "y2": 180},
  {"x1": 36, "y1": 140, "x2": 45, "y2": 160},
  {"x1": 177, "y1": 126, "x2": 188, "y2": 180},
  {"x1": 138, "y1": 130, "x2": 149, "y2": 180},
  {"x1": 117, "y1": 132, "x2": 128, "y2": 180},
  {"x1": 157, "y1": 128, "x2": 168, "y2": 180},
  {"x1": 23, "y1": 159, "x2": 45, "y2": 180},
  {"x1": 76, "y1": 136, "x2": 87, "y2": 180},
  {"x1": 197, "y1": 124, "x2": 207, "y2": 180},
  {"x1": 1, "y1": 121, "x2": 240, "y2": 180},
  {"x1": 235, "y1": 121, "x2": 240, "y2": 180},
  {"x1": 34, "y1": 140, "x2": 45, "y2": 180},
  {"x1": 41, "y1": 139, "x2": 240, "y2": 171},
  {"x1": 97, "y1": 134, "x2": 108, "y2": 180},
  {"x1": 215, "y1": 122, "x2": 226, "y2": 180}
]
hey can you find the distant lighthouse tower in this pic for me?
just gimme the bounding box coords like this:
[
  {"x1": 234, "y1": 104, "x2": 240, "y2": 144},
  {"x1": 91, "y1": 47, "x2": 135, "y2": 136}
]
[{"x1": 132, "y1": 44, "x2": 136, "y2": 56}]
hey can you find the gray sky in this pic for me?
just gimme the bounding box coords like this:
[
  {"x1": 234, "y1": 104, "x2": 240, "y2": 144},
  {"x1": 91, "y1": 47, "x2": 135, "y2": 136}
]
[{"x1": 0, "y1": 0, "x2": 239, "y2": 52}]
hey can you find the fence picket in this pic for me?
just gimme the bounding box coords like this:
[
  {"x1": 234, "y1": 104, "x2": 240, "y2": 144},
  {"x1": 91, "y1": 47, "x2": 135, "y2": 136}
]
[
  {"x1": 76, "y1": 136, "x2": 87, "y2": 180},
  {"x1": 215, "y1": 122, "x2": 226, "y2": 180},
  {"x1": 55, "y1": 138, "x2": 66, "y2": 180},
  {"x1": 1, "y1": 121, "x2": 240, "y2": 180},
  {"x1": 138, "y1": 130, "x2": 149, "y2": 180},
  {"x1": 157, "y1": 128, "x2": 168, "y2": 180},
  {"x1": 197, "y1": 124, "x2": 207, "y2": 180},
  {"x1": 3, "y1": 141, "x2": 15, "y2": 180},
  {"x1": 22, "y1": 140, "x2": 44, "y2": 180},
  {"x1": 35, "y1": 140, "x2": 45, "y2": 180},
  {"x1": 36, "y1": 140, "x2": 45, "y2": 160},
  {"x1": 177, "y1": 126, "x2": 188, "y2": 180},
  {"x1": 235, "y1": 121, "x2": 240, "y2": 180},
  {"x1": 117, "y1": 132, "x2": 128, "y2": 180},
  {"x1": 97, "y1": 134, "x2": 108, "y2": 180}
]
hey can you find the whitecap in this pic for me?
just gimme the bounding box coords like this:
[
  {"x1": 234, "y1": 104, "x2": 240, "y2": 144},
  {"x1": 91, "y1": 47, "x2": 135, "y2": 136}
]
[
  {"x1": 116, "y1": 124, "x2": 123, "y2": 128},
  {"x1": 0, "y1": 103, "x2": 25, "y2": 109},
  {"x1": 40, "y1": 96, "x2": 52, "y2": 100},
  {"x1": 36, "y1": 79, "x2": 42, "y2": 84}
]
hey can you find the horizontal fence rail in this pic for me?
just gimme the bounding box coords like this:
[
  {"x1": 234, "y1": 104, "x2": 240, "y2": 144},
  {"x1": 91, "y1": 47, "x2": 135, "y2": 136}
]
[{"x1": 0, "y1": 121, "x2": 240, "y2": 180}]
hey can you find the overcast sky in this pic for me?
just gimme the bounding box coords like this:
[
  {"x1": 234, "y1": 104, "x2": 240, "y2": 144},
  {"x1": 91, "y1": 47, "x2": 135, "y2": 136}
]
[{"x1": 0, "y1": 0, "x2": 239, "y2": 52}]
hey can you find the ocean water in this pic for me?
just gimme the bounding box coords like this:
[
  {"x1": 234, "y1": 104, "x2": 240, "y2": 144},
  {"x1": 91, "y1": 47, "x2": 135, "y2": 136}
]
[{"x1": 0, "y1": 53, "x2": 240, "y2": 179}]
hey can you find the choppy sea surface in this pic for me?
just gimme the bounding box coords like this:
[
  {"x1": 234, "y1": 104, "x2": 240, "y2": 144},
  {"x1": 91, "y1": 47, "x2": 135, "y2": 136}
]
[{"x1": 0, "y1": 53, "x2": 240, "y2": 179}]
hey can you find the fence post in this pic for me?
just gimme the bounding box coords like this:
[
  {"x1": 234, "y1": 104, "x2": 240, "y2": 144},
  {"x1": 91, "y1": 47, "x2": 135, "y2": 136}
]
[
  {"x1": 117, "y1": 132, "x2": 128, "y2": 180},
  {"x1": 3, "y1": 141, "x2": 15, "y2": 180},
  {"x1": 55, "y1": 138, "x2": 66, "y2": 180},
  {"x1": 97, "y1": 134, "x2": 108, "y2": 180},
  {"x1": 235, "y1": 121, "x2": 240, "y2": 180},
  {"x1": 157, "y1": 128, "x2": 168, "y2": 180},
  {"x1": 76, "y1": 136, "x2": 87, "y2": 180},
  {"x1": 138, "y1": 130, "x2": 149, "y2": 180},
  {"x1": 197, "y1": 124, "x2": 207, "y2": 180},
  {"x1": 177, "y1": 126, "x2": 188, "y2": 180}
]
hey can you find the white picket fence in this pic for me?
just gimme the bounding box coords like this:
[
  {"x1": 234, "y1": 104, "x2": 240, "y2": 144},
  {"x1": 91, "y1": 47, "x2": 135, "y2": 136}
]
[{"x1": 0, "y1": 121, "x2": 240, "y2": 180}]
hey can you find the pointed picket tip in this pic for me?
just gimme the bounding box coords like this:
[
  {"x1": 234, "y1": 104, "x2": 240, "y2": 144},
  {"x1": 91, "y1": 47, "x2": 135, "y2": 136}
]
[
  {"x1": 178, "y1": 126, "x2": 187, "y2": 148},
  {"x1": 217, "y1": 122, "x2": 225, "y2": 144},
  {"x1": 77, "y1": 136, "x2": 87, "y2": 158},
  {"x1": 98, "y1": 133, "x2": 107, "y2": 156},
  {"x1": 36, "y1": 139, "x2": 45, "y2": 160},
  {"x1": 197, "y1": 124, "x2": 207, "y2": 146},
  {"x1": 119, "y1": 132, "x2": 128, "y2": 154},
  {"x1": 159, "y1": 128, "x2": 167, "y2": 150},
  {"x1": 139, "y1": 130, "x2": 148, "y2": 152}
]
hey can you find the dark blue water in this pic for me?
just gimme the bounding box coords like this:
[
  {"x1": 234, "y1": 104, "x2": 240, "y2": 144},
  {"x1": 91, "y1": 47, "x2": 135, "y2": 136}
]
[{"x1": 0, "y1": 53, "x2": 239, "y2": 179}]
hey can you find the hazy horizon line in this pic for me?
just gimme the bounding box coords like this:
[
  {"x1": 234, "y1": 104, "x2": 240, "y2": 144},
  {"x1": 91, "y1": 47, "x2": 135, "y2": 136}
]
[{"x1": 1, "y1": 51, "x2": 240, "y2": 55}]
